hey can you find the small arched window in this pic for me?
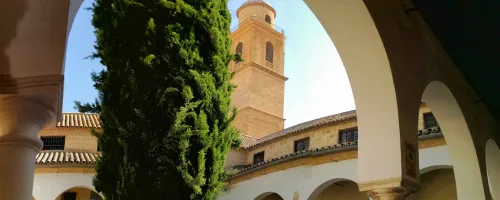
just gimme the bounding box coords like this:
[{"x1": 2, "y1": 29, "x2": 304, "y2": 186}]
[
  {"x1": 236, "y1": 42, "x2": 243, "y2": 63},
  {"x1": 236, "y1": 42, "x2": 243, "y2": 55},
  {"x1": 265, "y1": 15, "x2": 272, "y2": 24},
  {"x1": 266, "y1": 42, "x2": 274, "y2": 63}
]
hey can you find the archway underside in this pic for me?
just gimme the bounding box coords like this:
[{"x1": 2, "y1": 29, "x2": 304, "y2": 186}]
[{"x1": 304, "y1": 0, "x2": 498, "y2": 199}]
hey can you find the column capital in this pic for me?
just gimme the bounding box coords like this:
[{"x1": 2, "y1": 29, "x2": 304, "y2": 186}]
[
  {"x1": 359, "y1": 177, "x2": 420, "y2": 200},
  {"x1": 0, "y1": 95, "x2": 55, "y2": 136}
]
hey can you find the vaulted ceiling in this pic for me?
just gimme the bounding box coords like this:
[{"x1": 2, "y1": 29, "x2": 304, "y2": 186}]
[{"x1": 414, "y1": 0, "x2": 500, "y2": 124}]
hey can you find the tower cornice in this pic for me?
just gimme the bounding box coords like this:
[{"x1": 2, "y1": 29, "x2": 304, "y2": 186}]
[{"x1": 237, "y1": 1, "x2": 277, "y2": 19}]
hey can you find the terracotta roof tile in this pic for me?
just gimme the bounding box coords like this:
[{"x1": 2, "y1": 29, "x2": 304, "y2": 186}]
[
  {"x1": 35, "y1": 151, "x2": 101, "y2": 165},
  {"x1": 240, "y1": 134, "x2": 258, "y2": 147},
  {"x1": 57, "y1": 113, "x2": 101, "y2": 128},
  {"x1": 242, "y1": 110, "x2": 357, "y2": 148}
]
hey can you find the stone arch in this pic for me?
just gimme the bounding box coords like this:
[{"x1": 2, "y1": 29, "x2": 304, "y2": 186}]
[
  {"x1": 422, "y1": 81, "x2": 485, "y2": 199},
  {"x1": 307, "y1": 178, "x2": 368, "y2": 200},
  {"x1": 255, "y1": 192, "x2": 284, "y2": 200},
  {"x1": 486, "y1": 139, "x2": 500, "y2": 199},
  {"x1": 33, "y1": 173, "x2": 96, "y2": 200},
  {"x1": 303, "y1": 0, "x2": 415, "y2": 188},
  {"x1": 419, "y1": 165, "x2": 452, "y2": 175},
  {"x1": 54, "y1": 186, "x2": 103, "y2": 200},
  {"x1": 408, "y1": 167, "x2": 457, "y2": 200}
]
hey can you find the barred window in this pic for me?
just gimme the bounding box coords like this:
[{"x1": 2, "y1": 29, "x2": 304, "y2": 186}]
[
  {"x1": 62, "y1": 192, "x2": 77, "y2": 200},
  {"x1": 253, "y1": 151, "x2": 265, "y2": 164},
  {"x1": 339, "y1": 127, "x2": 358, "y2": 144},
  {"x1": 294, "y1": 137, "x2": 310, "y2": 152},
  {"x1": 40, "y1": 136, "x2": 65, "y2": 150},
  {"x1": 423, "y1": 112, "x2": 439, "y2": 128}
]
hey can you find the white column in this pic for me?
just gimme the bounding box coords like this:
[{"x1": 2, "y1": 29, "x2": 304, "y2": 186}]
[{"x1": 0, "y1": 95, "x2": 55, "y2": 200}]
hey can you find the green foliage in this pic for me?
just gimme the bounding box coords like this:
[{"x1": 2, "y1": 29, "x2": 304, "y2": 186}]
[{"x1": 79, "y1": 0, "x2": 241, "y2": 199}]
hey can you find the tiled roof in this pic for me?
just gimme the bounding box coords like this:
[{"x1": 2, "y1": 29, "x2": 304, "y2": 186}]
[
  {"x1": 233, "y1": 128, "x2": 444, "y2": 177},
  {"x1": 35, "y1": 151, "x2": 101, "y2": 166},
  {"x1": 240, "y1": 134, "x2": 258, "y2": 147},
  {"x1": 242, "y1": 110, "x2": 357, "y2": 148},
  {"x1": 57, "y1": 113, "x2": 101, "y2": 128}
]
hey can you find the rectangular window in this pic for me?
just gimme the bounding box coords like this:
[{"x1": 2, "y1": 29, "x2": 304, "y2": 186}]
[
  {"x1": 423, "y1": 112, "x2": 439, "y2": 128},
  {"x1": 40, "y1": 136, "x2": 65, "y2": 151},
  {"x1": 294, "y1": 137, "x2": 310, "y2": 152},
  {"x1": 339, "y1": 127, "x2": 358, "y2": 144},
  {"x1": 62, "y1": 192, "x2": 77, "y2": 200},
  {"x1": 253, "y1": 151, "x2": 265, "y2": 164}
]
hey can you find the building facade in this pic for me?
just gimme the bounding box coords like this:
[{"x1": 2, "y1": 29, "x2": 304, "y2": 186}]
[
  {"x1": 32, "y1": 3, "x2": 457, "y2": 199},
  {"x1": 1, "y1": 0, "x2": 497, "y2": 199}
]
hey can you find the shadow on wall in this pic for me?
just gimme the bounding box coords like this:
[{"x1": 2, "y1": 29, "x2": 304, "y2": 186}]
[
  {"x1": 407, "y1": 168, "x2": 457, "y2": 200},
  {"x1": 255, "y1": 192, "x2": 284, "y2": 200},
  {"x1": 307, "y1": 179, "x2": 369, "y2": 200}
]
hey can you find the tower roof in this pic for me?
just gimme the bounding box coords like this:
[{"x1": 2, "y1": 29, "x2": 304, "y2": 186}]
[{"x1": 237, "y1": 0, "x2": 277, "y2": 19}]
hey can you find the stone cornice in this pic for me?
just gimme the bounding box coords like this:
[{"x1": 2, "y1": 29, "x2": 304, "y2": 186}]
[
  {"x1": 238, "y1": 106, "x2": 284, "y2": 121},
  {"x1": 231, "y1": 61, "x2": 287, "y2": 81},
  {"x1": 248, "y1": 62, "x2": 288, "y2": 81},
  {"x1": 236, "y1": 1, "x2": 277, "y2": 19}
]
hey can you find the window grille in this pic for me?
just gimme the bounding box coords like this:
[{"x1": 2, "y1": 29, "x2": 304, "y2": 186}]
[
  {"x1": 294, "y1": 137, "x2": 310, "y2": 152},
  {"x1": 41, "y1": 136, "x2": 65, "y2": 150},
  {"x1": 253, "y1": 151, "x2": 265, "y2": 164},
  {"x1": 339, "y1": 127, "x2": 358, "y2": 144}
]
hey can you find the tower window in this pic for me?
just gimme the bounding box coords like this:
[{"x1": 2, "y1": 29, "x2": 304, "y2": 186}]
[
  {"x1": 294, "y1": 137, "x2": 310, "y2": 152},
  {"x1": 423, "y1": 112, "x2": 439, "y2": 128},
  {"x1": 41, "y1": 136, "x2": 65, "y2": 150},
  {"x1": 253, "y1": 151, "x2": 265, "y2": 164},
  {"x1": 266, "y1": 42, "x2": 274, "y2": 63},
  {"x1": 339, "y1": 127, "x2": 358, "y2": 144},
  {"x1": 236, "y1": 42, "x2": 243, "y2": 55},
  {"x1": 265, "y1": 15, "x2": 271, "y2": 24}
]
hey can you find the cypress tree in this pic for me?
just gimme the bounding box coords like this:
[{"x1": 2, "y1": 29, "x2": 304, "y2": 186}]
[{"x1": 75, "y1": 0, "x2": 241, "y2": 199}]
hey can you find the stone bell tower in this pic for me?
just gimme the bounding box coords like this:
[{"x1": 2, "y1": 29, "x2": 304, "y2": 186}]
[{"x1": 230, "y1": 0, "x2": 286, "y2": 139}]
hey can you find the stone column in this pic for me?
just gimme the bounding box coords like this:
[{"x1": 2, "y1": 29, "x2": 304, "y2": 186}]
[{"x1": 0, "y1": 95, "x2": 55, "y2": 200}]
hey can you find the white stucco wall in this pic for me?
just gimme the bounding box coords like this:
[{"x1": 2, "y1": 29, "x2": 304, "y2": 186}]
[
  {"x1": 33, "y1": 173, "x2": 95, "y2": 200},
  {"x1": 218, "y1": 146, "x2": 452, "y2": 200},
  {"x1": 30, "y1": 146, "x2": 451, "y2": 200}
]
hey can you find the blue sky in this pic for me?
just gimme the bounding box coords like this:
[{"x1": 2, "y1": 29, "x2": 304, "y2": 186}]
[{"x1": 63, "y1": 0, "x2": 355, "y2": 128}]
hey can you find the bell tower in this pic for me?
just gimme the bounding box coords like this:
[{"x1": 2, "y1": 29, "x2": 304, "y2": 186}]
[{"x1": 230, "y1": 0, "x2": 287, "y2": 138}]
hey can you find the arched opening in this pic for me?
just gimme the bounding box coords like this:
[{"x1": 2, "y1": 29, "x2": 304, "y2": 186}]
[
  {"x1": 486, "y1": 139, "x2": 500, "y2": 199},
  {"x1": 307, "y1": 179, "x2": 369, "y2": 200},
  {"x1": 236, "y1": 42, "x2": 243, "y2": 55},
  {"x1": 265, "y1": 42, "x2": 274, "y2": 63},
  {"x1": 55, "y1": 186, "x2": 103, "y2": 200},
  {"x1": 265, "y1": 15, "x2": 272, "y2": 24},
  {"x1": 408, "y1": 168, "x2": 457, "y2": 200},
  {"x1": 422, "y1": 81, "x2": 485, "y2": 199},
  {"x1": 236, "y1": 42, "x2": 243, "y2": 63},
  {"x1": 255, "y1": 192, "x2": 284, "y2": 200}
]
